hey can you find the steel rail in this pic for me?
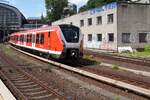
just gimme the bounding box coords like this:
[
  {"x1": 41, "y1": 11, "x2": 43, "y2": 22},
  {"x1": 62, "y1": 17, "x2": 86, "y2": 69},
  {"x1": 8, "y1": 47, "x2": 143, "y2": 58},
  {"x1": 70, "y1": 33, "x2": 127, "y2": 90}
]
[
  {"x1": 84, "y1": 50, "x2": 150, "y2": 66},
  {"x1": 0, "y1": 47, "x2": 66, "y2": 100},
  {"x1": 11, "y1": 46, "x2": 150, "y2": 98}
]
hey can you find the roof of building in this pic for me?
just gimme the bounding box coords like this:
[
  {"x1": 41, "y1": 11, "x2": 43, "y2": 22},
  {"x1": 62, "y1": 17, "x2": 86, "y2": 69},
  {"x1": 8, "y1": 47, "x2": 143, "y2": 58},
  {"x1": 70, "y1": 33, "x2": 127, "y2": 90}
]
[{"x1": 0, "y1": 3, "x2": 28, "y2": 25}]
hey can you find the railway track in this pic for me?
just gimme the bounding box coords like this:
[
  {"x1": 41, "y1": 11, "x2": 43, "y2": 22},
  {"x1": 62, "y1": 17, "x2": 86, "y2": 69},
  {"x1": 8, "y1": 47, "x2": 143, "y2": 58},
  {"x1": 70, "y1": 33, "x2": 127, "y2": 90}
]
[
  {"x1": 9, "y1": 45, "x2": 150, "y2": 98},
  {"x1": 0, "y1": 48, "x2": 66, "y2": 100},
  {"x1": 81, "y1": 67, "x2": 150, "y2": 89},
  {"x1": 84, "y1": 50, "x2": 150, "y2": 67}
]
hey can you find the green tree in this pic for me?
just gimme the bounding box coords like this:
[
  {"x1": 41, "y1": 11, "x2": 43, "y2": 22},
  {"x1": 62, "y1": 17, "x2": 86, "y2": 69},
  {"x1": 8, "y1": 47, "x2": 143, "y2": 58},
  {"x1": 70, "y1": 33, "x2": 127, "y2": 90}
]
[
  {"x1": 45, "y1": 0, "x2": 68, "y2": 22},
  {"x1": 79, "y1": 5, "x2": 88, "y2": 12},
  {"x1": 79, "y1": 0, "x2": 127, "y2": 13}
]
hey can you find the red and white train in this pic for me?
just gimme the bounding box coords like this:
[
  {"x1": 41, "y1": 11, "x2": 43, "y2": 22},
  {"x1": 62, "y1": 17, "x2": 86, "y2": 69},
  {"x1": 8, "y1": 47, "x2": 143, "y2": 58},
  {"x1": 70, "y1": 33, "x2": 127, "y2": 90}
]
[{"x1": 9, "y1": 24, "x2": 83, "y2": 59}]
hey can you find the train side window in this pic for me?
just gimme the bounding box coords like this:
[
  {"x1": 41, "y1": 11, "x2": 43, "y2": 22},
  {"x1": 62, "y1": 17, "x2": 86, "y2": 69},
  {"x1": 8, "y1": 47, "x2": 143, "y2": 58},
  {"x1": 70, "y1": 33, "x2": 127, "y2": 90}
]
[
  {"x1": 36, "y1": 34, "x2": 39, "y2": 43},
  {"x1": 27, "y1": 35, "x2": 28, "y2": 42},
  {"x1": 40, "y1": 34, "x2": 44, "y2": 44},
  {"x1": 21, "y1": 35, "x2": 24, "y2": 42},
  {"x1": 29, "y1": 34, "x2": 32, "y2": 42},
  {"x1": 27, "y1": 34, "x2": 30, "y2": 42},
  {"x1": 48, "y1": 32, "x2": 50, "y2": 37},
  {"x1": 24, "y1": 35, "x2": 27, "y2": 42},
  {"x1": 18, "y1": 35, "x2": 20, "y2": 41},
  {"x1": 32, "y1": 34, "x2": 36, "y2": 43}
]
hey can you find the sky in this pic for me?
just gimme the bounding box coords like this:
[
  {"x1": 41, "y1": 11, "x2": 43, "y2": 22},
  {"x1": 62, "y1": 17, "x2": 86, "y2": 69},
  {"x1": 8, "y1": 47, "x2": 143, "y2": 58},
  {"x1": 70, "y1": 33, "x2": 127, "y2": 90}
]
[{"x1": 4, "y1": 0, "x2": 88, "y2": 18}]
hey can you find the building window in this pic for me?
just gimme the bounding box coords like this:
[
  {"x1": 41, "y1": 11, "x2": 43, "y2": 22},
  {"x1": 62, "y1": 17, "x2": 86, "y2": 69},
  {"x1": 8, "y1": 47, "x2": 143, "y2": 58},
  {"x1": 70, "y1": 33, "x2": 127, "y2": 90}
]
[
  {"x1": 88, "y1": 18, "x2": 92, "y2": 26},
  {"x1": 88, "y1": 34, "x2": 92, "y2": 41},
  {"x1": 80, "y1": 20, "x2": 84, "y2": 27},
  {"x1": 122, "y1": 33, "x2": 131, "y2": 43},
  {"x1": 97, "y1": 16, "x2": 102, "y2": 25},
  {"x1": 97, "y1": 34, "x2": 102, "y2": 41},
  {"x1": 139, "y1": 33, "x2": 147, "y2": 43},
  {"x1": 107, "y1": 14, "x2": 113, "y2": 23},
  {"x1": 108, "y1": 33, "x2": 114, "y2": 42}
]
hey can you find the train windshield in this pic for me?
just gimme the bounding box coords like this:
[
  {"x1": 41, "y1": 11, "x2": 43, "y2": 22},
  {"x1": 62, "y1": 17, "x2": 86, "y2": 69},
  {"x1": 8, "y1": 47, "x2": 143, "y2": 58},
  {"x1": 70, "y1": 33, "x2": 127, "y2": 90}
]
[{"x1": 60, "y1": 25, "x2": 79, "y2": 43}]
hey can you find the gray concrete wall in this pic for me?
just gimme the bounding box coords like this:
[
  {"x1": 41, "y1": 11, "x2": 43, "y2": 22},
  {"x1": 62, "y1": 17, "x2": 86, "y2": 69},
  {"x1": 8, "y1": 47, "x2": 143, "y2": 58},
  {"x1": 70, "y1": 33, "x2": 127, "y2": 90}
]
[
  {"x1": 53, "y1": 2, "x2": 118, "y2": 50},
  {"x1": 117, "y1": 3, "x2": 150, "y2": 49}
]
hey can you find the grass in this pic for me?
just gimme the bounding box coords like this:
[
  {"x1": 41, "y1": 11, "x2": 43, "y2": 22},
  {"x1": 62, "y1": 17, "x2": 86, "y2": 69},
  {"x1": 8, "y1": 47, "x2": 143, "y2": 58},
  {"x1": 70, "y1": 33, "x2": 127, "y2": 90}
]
[
  {"x1": 83, "y1": 54, "x2": 94, "y2": 60},
  {"x1": 83, "y1": 54, "x2": 101, "y2": 65},
  {"x1": 112, "y1": 65, "x2": 119, "y2": 70},
  {"x1": 120, "y1": 44, "x2": 150, "y2": 58},
  {"x1": 129, "y1": 51, "x2": 150, "y2": 58},
  {"x1": 1, "y1": 45, "x2": 14, "y2": 57}
]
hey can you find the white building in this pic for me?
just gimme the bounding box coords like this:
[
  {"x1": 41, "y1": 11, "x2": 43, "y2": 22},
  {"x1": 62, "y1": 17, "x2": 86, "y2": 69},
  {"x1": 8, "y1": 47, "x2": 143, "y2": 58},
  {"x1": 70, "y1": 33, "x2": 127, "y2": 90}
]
[{"x1": 53, "y1": 2, "x2": 150, "y2": 51}]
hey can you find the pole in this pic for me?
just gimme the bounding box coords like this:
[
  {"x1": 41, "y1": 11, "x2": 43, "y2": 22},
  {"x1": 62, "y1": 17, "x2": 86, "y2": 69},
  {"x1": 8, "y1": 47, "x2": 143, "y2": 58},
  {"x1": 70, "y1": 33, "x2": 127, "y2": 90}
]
[{"x1": 3, "y1": 15, "x2": 6, "y2": 42}]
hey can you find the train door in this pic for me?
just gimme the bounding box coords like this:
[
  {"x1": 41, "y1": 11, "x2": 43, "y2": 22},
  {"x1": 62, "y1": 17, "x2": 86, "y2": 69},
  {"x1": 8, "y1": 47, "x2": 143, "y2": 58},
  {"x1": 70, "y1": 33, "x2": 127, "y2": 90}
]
[
  {"x1": 32, "y1": 33, "x2": 36, "y2": 48},
  {"x1": 24, "y1": 34, "x2": 27, "y2": 46},
  {"x1": 50, "y1": 31, "x2": 56, "y2": 51}
]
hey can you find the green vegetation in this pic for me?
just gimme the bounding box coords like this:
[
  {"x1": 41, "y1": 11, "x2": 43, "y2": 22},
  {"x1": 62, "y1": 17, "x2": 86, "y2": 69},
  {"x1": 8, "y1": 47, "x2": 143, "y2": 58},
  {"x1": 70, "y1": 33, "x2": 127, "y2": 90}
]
[
  {"x1": 45, "y1": 0, "x2": 68, "y2": 22},
  {"x1": 115, "y1": 97, "x2": 120, "y2": 100},
  {"x1": 45, "y1": 0, "x2": 76, "y2": 22},
  {"x1": 112, "y1": 65, "x2": 119, "y2": 70},
  {"x1": 2, "y1": 46, "x2": 13, "y2": 55},
  {"x1": 79, "y1": 0, "x2": 140, "y2": 13},
  {"x1": 83, "y1": 54, "x2": 94, "y2": 60},
  {"x1": 121, "y1": 44, "x2": 150, "y2": 58},
  {"x1": 82, "y1": 54, "x2": 101, "y2": 65}
]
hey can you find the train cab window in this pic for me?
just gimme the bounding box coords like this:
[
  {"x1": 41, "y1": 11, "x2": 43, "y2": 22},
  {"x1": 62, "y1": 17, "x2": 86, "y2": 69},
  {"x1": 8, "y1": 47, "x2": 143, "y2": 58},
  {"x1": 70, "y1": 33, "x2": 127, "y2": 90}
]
[
  {"x1": 36, "y1": 34, "x2": 39, "y2": 43},
  {"x1": 48, "y1": 32, "x2": 50, "y2": 37},
  {"x1": 40, "y1": 34, "x2": 44, "y2": 44},
  {"x1": 59, "y1": 25, "x2": 79, "y2": 43}
]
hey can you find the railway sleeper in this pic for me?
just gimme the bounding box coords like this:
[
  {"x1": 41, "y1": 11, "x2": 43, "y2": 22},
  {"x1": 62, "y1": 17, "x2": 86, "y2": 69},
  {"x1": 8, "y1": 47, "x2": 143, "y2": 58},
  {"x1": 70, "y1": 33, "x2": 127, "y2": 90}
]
[
  {"x1": 18, "y1": 84, "x2": 38, "y2": 89},
  {"x1": 14, "y1": 81, "x2": 35, "y2": 86},
  {"x1": 21, "y1": 87, "x2": 43, "y2": 92}
]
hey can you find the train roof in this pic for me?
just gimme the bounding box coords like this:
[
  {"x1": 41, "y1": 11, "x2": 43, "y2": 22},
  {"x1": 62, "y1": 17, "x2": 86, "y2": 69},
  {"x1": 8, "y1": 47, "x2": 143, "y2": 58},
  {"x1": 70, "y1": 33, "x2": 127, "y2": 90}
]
[
  {"x1": 10, "y1": 24, "x2": 79, "y2": 36},
  {"x1": 10, "y1": 25, "x2": 58, "y2": 36}
]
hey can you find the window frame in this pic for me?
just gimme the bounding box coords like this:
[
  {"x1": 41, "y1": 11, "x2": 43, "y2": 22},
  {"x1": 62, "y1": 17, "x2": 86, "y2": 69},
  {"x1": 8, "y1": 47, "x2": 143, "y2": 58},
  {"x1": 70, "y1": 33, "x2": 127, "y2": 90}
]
[
  {"x1": 108, "y1": 33, "x2": 114, "y2": 42},
  {"x1": 40, "y1": 34, "x2": 44, "y2": 44},
  {"x1": 139, "y1": 33, "x2": 147, "y2": 43},
  {"x1": 88, "y1": 18, "x2": 92, "y2": 26},
  {"x1": 107, "y1": 14, "x2": 114, "y2": 24},
  {"x1": 36, "y1": 34, "x2": 40, "y2": 44},
  {"x1": 88, "y1": 34, "x2": 92, "y2": 41},
  {"x1": 80, "y1": 20, "x2": 84, "y2": 27},
  {"x1": 122, "y1": 33, "x2": 131, "y2": 43},
  {"x1": 97, "y1": 16, "x2": 102, "y2": 25},
  {"x1": 97, "y1": 34, "x2": 102, "y2": 41}
]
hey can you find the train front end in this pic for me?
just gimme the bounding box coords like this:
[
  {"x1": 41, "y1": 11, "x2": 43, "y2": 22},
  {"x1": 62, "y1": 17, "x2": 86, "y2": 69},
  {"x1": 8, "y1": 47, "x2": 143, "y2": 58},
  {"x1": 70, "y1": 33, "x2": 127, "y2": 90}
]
[{"x1": 59, "y1": 24, "x2": 83, "y2": 59}]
